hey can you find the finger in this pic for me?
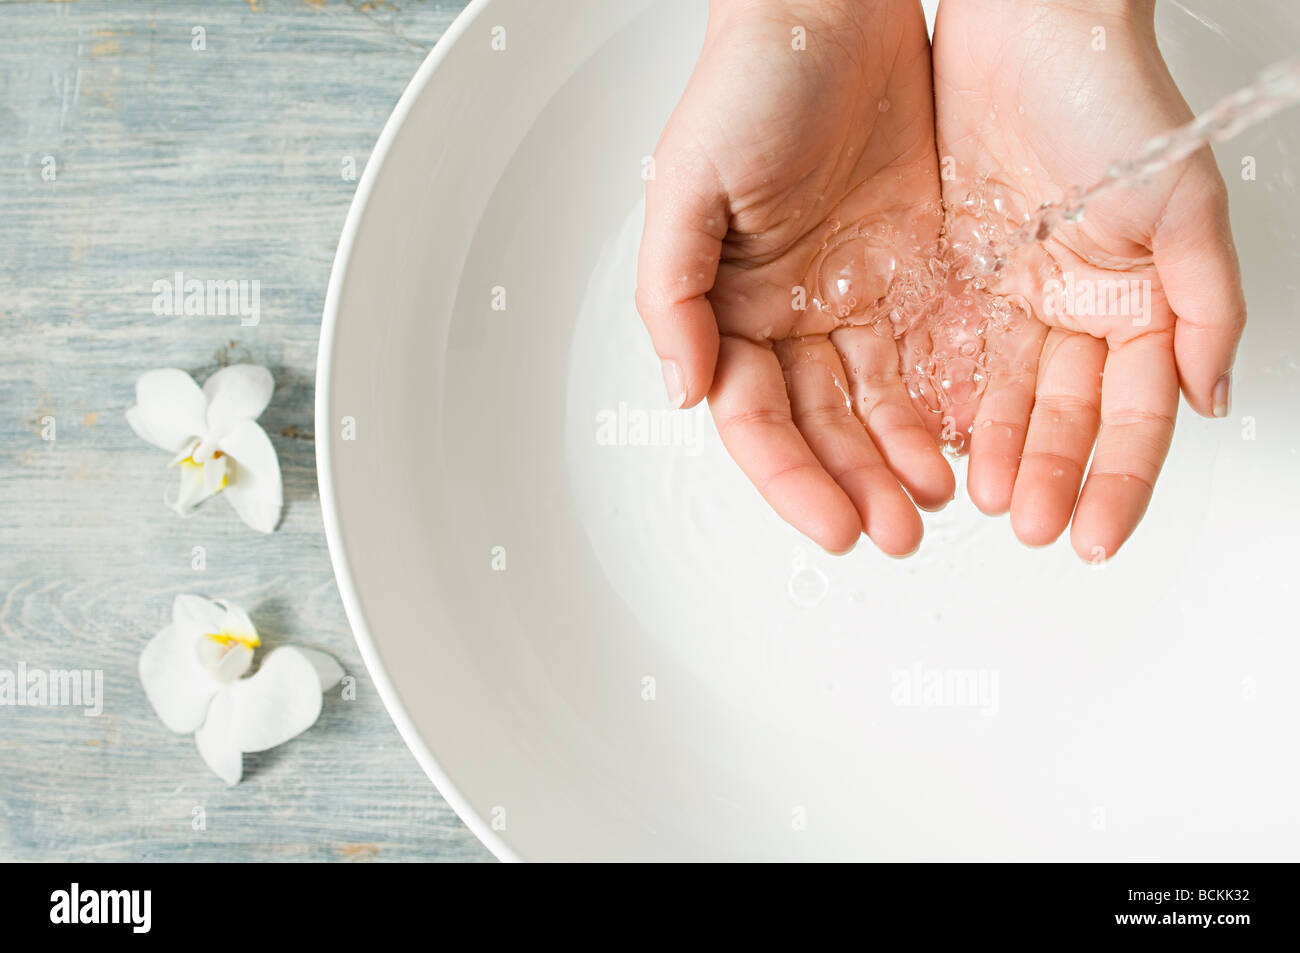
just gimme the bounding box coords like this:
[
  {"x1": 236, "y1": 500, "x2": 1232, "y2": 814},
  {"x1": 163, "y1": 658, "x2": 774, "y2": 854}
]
[
  {"x1": 1154, "y1": 158, "x2": 1247, "y2": 418},
  {"x1": 829, "y1": 325, "x2": 955, "y2": 510},
  {"x1": 967, "y1": 319, "x2": 1046, "y2": 515},
  {"x1": 1070, "y1": 331, "x2": 1178, "y2": 562},
  {"x1": 1009, "y1": 330, "x2": 1106, "y2": 547},
  {"x1": 635, "y1": 137, "x2": 727, "y2": 410},
  {"x1": 776, "y1": 337, "x2": 924, "y2": 556},
  {"x1": 709, "y1": 335, "x2": 862, "y2": 554}
]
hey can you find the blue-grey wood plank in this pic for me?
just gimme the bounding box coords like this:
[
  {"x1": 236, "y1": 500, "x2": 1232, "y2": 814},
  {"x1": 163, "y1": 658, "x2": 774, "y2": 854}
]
[{"x1": 0, "y1": 0, "x2": 492, "y2": 862}]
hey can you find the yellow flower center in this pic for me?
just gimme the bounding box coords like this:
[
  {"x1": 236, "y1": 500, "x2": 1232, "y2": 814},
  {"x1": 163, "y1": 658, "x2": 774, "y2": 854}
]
[
  {"x1": 204, "y1": 629, "x2": 260, "y2": 650},
  {"x1": 178, "y1": 450, "x2": 230, "y2": 490}
]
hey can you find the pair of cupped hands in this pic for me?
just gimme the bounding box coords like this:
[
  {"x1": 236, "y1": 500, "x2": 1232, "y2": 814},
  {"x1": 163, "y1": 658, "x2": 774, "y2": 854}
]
[{"x1": 636, "y1": 0, "x2": 1246, "y2": 559}]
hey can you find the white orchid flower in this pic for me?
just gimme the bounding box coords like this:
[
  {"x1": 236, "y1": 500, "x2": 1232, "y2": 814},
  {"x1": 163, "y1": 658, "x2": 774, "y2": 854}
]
[
  {"x1": 126, "y1": 365, "x2": 283, "y2": 533},
  {"x1": 140, "y1": 594, "x2": 344, "y2": 785}
]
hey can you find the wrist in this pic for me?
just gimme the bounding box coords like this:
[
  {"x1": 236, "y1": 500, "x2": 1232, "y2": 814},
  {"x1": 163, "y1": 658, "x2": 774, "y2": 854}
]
[
  {"x1": 709, "y1": 0, "x2": 898, "y2": 29},
  {"x1": 1002, "y1": 0, "x2": 1154, "y2": 20}
]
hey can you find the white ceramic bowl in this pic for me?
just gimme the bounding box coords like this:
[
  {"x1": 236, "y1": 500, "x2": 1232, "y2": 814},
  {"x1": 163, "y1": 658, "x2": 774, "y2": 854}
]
[{"x1": 318, "y1": 0, "x2": 1300, "y2": 860}]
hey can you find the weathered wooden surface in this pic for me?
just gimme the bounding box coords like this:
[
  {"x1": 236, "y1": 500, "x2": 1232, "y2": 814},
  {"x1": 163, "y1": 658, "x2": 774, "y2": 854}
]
[{"x1": 0, "y1": 0, "x2": 492, "y2": 861}]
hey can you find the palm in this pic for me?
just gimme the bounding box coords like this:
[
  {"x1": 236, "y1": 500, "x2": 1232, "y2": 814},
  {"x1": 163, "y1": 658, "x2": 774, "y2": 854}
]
[
  {"x1": 702, "y1": 12, "x2": 939, "y2": 342},
  {"x1": 931, "y1": 0, "x2": 1244, "y2": 558},
  {"x1": 639, "y1": 1, "x2": 954, "y2": 555}
]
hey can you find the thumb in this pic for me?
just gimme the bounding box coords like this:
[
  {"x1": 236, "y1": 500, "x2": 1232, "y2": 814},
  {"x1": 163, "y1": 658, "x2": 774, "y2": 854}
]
[
  {"x1": 1154, "y1": 158, "x2": 1247, "y2": 418},
  {"x1": 635, "y1": 135, "x2": 726, "y2": 409}
]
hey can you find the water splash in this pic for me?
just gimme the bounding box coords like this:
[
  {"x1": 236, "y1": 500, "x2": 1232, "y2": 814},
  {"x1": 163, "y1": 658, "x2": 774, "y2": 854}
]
[
  {"x1": 965, "y1": 56, "x2": 1300, "y2": 277},
  {"x1": 792, "y1": 56, "x2": 1300, "y2": 447}
]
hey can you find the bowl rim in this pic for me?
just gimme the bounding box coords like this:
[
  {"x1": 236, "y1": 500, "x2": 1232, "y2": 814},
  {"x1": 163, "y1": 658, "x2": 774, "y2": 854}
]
[{"x1": 314, "y1": 0, "x2": 517, "y2": 863}]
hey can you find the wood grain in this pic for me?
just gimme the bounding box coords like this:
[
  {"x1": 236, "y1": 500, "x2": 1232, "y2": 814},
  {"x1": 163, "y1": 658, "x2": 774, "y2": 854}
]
[{"x1": 0, "y1": 0, "x2": 492, "y2": 862}]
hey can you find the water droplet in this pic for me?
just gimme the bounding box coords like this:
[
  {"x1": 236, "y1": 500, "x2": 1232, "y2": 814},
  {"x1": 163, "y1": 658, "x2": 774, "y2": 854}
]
[
  {"x1": 816, "y1": 227, "x2": 897, "y2": 318},
  {"x1": 788, "y1": 565, "x2": 830, "y2": 608}
]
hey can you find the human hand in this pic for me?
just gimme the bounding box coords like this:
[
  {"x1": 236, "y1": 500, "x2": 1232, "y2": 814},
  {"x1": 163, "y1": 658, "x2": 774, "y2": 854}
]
[
  {"x1": 931, "y1": 0, "x2": 1247, "y2": 559},
  {"x1": 636, "y1": 0, "x2": 955, "y2": 556}
]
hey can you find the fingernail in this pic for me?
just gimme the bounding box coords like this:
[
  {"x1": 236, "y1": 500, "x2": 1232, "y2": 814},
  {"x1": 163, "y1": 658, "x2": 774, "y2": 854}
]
[
  {"x1": 661, "y1": 359, "x2": 686, "y2": 409},
  {"x1": 1212, "y1": 372, "x2": 1231, "y2": 418}
]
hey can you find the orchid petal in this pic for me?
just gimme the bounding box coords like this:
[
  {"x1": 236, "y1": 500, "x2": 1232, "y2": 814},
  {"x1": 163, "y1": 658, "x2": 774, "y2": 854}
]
[
  {"x1": 195, "y1": 638, "x2": 223, "y2": 672},
  {"x1": 204, "y1": 364, "x2": 274, "y2": 440},
  {"x1": 195, "y1": 689, "x2": 243, "y2": 786},
  {"x1": 172, "y1": 594, "x2": 226, "y2": 637},
  {"x1": 139, "y1": 623, "x2": 220, "y2": 733},
  {"x1": 212, "y1": 642, "x2": 254, "y2": 683},
  {"x1": 201, "y1": 452, "x2": 229, "y2": 496},
  {"x1": 215, "y1": 600, "x2": 259, "y2": 644},
  {"x1": 293, "y1": 647, "x2": 345, "y2": 692},
  {"x1": 226, "y1": 647, "x2": 323, "y2": 754},
  {"x1": 168, "y1": 441, "x2": 200, "y2": 468},
  {"x1": 219, "y1": 419, "x2": 283, "y2": 533},
  {"x1": 171, "y1": 461, "x2": 211, "y2": 514},
  {"x1": 126, "y1": 369, "x2": 207, "y2": 454}
]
